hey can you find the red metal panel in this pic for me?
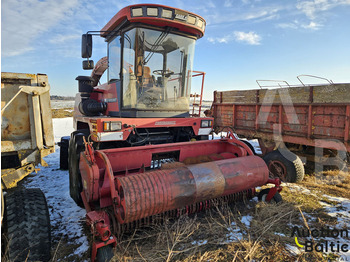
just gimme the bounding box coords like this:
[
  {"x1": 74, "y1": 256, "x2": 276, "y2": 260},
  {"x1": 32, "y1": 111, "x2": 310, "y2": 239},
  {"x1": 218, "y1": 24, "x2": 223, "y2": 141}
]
[
  {"x1": 331, "y1": 115, "x2": 346, "y2": 128},
  {"x1": 313, "y1": 126, "x2": 344, "y2": 138},
  {"x1": 307, "y1": 105, "x2": 313, "y2": 139},
  {"x1": 94, "y1": 139, "x2": 244, "y2": 173},
  {"x1": 232, "y1": 104, "x2": 236, "y2": 128},
  {"x1": 345, "y1": 105, "x2": 350, "y2": 142},
  {"x1": 236, "y1": 119, "x2": 255, "y2": 128},
  {"x1": 213, "y1": 94, "x2": 350, "y2": 151},
  {"x1": 232, "y1": 127, "x2": 350, "y2": 151}
]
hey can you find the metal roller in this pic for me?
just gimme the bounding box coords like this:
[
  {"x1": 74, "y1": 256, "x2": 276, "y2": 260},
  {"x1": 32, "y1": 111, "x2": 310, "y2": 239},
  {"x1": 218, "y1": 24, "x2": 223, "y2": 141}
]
[{"x1": 115, "y1": 155, "x2": 268, "y2": 224}]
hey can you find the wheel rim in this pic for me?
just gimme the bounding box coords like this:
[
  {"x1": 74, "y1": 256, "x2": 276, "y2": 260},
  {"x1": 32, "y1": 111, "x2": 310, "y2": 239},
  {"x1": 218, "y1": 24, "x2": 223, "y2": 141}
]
[{"x1": 268, "y1": 160, "x2": 287, "y2": 181}]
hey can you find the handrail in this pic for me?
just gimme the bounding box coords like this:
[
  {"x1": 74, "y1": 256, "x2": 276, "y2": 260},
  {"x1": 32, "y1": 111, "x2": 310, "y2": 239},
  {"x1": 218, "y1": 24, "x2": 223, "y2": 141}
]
[
  {"x1": 189, "y1": 70, "x2": 205, "y2": 117},
  {"x1": 256, "y1": 80, "x2": 291, "y2": 89},
  {"x1": 297, "y1": 74, "x2": 334, "y2": 86}
]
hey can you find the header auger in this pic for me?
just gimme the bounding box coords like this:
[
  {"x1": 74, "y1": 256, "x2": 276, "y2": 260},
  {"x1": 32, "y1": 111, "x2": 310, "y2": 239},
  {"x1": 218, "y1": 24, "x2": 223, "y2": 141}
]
[{"x1": 59, "y1": 4, "x2": 282, "y2": 261}]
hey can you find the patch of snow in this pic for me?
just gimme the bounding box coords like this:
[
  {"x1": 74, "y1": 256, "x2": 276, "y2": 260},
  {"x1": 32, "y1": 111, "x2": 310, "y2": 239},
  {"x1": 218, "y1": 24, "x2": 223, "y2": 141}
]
[
  {"x1": 191, "y1": 239, "x2": 208, "y2": 246},
  {"x1": 52, "y1": 118, "x2": 74, "y2": 142},
  {"x1": 285, "y1": 244, "x2": 302, "y2": 255},
  {"x1": 274, "y1": 232, "x2": 286, "y2": 237},
  {"x1": 283, "y1": 183, "x2": 319, "y2": 198},
  {"x1": 51, "y1": 100, "x2": 75, "y2": 109},
  {"x1": 241, "y1": 215, "x2": 253, "y2": 228},
  {"x1": 226, "y1": 223, "x2": 243, "y2": 242},
  {"x1": 320, "y1": 194, "x2": 350, "y2": 228},
  {"x1": 251, "y1": 196, "x2": 259, "y2": 203}
]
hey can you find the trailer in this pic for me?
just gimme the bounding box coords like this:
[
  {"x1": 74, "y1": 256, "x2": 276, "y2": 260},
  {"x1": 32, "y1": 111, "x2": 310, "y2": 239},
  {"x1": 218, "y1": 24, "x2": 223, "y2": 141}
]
[
  {"x1": 211, "y1": 76, "x2": 350, "y2": 182},
  {"x1": 1, "y1": 72, "x2": 54, "y2": 261}
]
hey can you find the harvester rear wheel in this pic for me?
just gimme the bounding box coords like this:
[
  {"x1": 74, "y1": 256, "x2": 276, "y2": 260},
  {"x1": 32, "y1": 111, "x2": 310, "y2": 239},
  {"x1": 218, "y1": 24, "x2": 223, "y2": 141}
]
[
  {"x1": 263, "y1": 149, "x2": 304, "y2": 183},
  {"x1": 5, "y1": 188, "x2": 51, "y2": 262},
  {"x1": 258, "y1": 188, "x2": 282, "y2": 203},
  {"x1": 96, "y1": 245, "x2": 114, "y2": 262},
  {"x1": 69, "y1": 130, "x2": 89, "y2": 207},
  {"x1": 59, "y1": 136, "x2": 70, "y2": 170}
]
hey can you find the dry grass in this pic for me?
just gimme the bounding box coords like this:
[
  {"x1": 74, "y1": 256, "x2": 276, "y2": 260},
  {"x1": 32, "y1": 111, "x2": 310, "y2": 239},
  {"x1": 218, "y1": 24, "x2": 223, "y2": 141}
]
[
  {"x1": 300, "y1": 171, "x2": 350, "y2": 199},
  {"x1": 51, "y1": 108, "x2": 73, "y2": 118},
  {"x1": 107, "y1": 167, "x2": 350, "y2": 262},
  {"x1": 110, "y1": 197, "x2": 335, "y2": 262}
]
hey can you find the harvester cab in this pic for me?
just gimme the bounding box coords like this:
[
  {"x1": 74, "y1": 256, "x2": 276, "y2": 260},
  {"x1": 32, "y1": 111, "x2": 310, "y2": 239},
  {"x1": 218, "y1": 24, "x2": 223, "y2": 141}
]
[
  {"x1": 75, "y1": 4, "x2": 210, "y2": 129},
  {"x1": 70, "y1": 4, "x2": 214, "y2": 158},
  {"x1": 61, "y1": 4, "x2": 283, "y2": 262}
]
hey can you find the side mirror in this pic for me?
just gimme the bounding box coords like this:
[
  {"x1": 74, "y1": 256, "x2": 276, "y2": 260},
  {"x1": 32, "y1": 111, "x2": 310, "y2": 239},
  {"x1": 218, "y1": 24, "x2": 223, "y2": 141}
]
[
  {"x1": 83, "y1": 60, "x2": 94, "y2": 70},
  {"x1": 82, "y1": 34, "x2": 92, "y2": 58}
]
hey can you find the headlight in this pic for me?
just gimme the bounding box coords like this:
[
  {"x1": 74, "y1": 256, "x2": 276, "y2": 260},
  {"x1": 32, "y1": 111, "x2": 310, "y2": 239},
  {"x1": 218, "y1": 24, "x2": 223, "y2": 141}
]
[
  {"x1": 147, "y1": 7, "x2": 158, "y2": 16},
  {"x1": 187, "y1": 15, "x2": 196, "y2": 25},
  {"x1": 131, "y1": 7, "x2": 143, "y2": 17},
  {"x1": 103, "y1": 121, "x2": 122, "y2": 131},
  {"x1": 162, "y1": 9, "x2": 173, "y2": 19},
  {"x1": 201, "y1": 120, "x2": 213, "y2": 128}
]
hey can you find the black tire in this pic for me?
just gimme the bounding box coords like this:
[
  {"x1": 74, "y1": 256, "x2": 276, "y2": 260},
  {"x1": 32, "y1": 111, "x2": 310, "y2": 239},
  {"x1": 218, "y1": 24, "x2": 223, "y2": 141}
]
[
  {"x1": 59, "y1": 136, "x2": 70, "y2": 170},
  {"x1": 258, "y1": 188, "x2": 282, "y2": 203},
  {"x1": 240, "y1": 140, "x2": 256, "y2": 155},
  {"x1": 69, "y1": 130, "x2": 89, "y2": 207},
  {"x1": 96, "y1": 245, "x2": 114, "y2": 262},
  {"x1": 5, "y1": 188, "x2": 51, "y2": 262},
  {"x1": 263, "y1": 149, "x2": 304, "y2": 183}
]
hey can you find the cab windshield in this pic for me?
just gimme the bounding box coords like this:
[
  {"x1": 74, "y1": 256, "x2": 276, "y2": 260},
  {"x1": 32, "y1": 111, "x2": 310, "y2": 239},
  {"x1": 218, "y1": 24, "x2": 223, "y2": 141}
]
[{"x1": 120, "y1": 27, "x2": 195, "y2": 111}]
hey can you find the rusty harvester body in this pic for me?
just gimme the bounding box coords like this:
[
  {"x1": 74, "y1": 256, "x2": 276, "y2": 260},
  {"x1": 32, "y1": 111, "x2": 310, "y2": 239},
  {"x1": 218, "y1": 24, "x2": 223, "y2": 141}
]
[{"x1": 59, "y1": 4, "x2": 283, "y2": 261}]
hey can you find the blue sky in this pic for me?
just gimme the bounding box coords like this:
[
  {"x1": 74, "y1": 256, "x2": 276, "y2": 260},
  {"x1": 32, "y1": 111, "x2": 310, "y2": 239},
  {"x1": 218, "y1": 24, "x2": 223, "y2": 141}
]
[{"x1": 2, "y1": 0, "x2": 350, "y2": 99}]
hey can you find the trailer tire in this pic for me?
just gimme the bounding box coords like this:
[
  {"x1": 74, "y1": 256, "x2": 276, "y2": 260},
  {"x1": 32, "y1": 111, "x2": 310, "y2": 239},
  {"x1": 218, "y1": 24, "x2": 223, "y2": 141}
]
[
  {"x1": 5, "y1": 188, "x2": 51, "y2": 262},
  {"x1": 69, "y1": 130, "x2": 89, "y2": 207},
  {"x1": 59, "y1": 136, "x2": 70, "y2": 170},
  {"x1": 96, "y1": 245, "x2": 114, "y2": 262},
  {"x1": 258, "y1": 188, "x2": 282, "y2": 203},
  {"x1": 263, "y1": 149, "x2": 304, "y2": 183}
]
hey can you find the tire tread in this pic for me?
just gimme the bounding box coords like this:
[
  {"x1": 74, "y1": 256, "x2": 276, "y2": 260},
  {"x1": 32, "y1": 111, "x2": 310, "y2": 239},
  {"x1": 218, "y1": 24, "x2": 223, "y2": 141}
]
[{"x1": 5, "y1": 188, "x2": 51, "y2": 262}]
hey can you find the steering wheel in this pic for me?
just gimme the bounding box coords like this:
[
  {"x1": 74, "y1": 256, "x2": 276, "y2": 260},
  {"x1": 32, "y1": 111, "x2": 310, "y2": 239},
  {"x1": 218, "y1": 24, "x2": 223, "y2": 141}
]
[{"x1": 153, "y1": 69, "x2": 174, "y2": 77}]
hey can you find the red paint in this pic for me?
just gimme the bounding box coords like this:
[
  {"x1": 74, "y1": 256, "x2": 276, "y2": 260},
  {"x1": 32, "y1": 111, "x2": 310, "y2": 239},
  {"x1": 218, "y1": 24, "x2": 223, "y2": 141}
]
[
  {"x1": 75, "y1": 115, "x2": 214, "y2": 142},
  {"x1": 213, "y1": 101, "x2": 350, "y2": 152},
  {"x1": 86, "y1": 211, "x2": 117, "y2": 262},
  {"x1": 79, "y1": 138, "x2": 270, "y2": 226},
  {"x1": 101, "y1": 4, "x2": 205, "y2": 38}
]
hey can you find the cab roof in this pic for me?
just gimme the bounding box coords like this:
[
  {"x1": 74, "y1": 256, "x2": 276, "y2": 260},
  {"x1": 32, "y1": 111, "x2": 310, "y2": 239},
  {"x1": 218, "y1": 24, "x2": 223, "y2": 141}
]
[{"x1": 101, "y1": 4, "x2": 206, "y2": 39}]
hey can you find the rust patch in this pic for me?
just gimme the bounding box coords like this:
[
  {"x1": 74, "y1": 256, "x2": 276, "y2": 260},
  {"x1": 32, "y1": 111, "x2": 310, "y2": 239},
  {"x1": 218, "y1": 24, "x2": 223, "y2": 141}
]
[
  {"x1": 19, "y1": 105, "x2": 27, "y2": 112},
  {"x1": 188, "y1": 161, "x2": 226, "y2": 202}
]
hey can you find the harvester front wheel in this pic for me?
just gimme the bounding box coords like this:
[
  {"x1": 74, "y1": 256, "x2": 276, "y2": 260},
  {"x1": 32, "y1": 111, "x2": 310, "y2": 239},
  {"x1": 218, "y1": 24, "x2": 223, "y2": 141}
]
[
  {"x1": 263, "y1": 149, "x2": 304, "y2": 183},
  {"x1": 69, "y1": 130, "x2": 89, "y2": 207},
  {"x1": 258, "y1": 188, "x2": 282, "y2": 203},
  {"x1": 5, "y1": 188, "x2": 51, "y2": 261},
  {"x1": 96, "y1": 245, "x2": 114, "y2": 262}
]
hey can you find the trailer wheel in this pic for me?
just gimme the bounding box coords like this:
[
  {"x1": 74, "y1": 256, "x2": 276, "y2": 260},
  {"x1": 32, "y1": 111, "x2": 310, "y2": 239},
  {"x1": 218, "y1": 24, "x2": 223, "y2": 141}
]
[
  {"x1": 258, "y1": 188, "x2": 282, "y2": 203},
  {"x1": 263, "y1": 149, "x2": 304, "y2": 183},
  {"x1": 96, "y1": 245, "x2": 114, "y2": 262},
  {"x1": 5, "y1": 188, "x2": 51, "y2": 262},
  {"x1": 69, "y1": 130, "x2": 89, "y2": 207},
  {"x1": 59, "y1": 136, "x2": 70, "y2": 170}
]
